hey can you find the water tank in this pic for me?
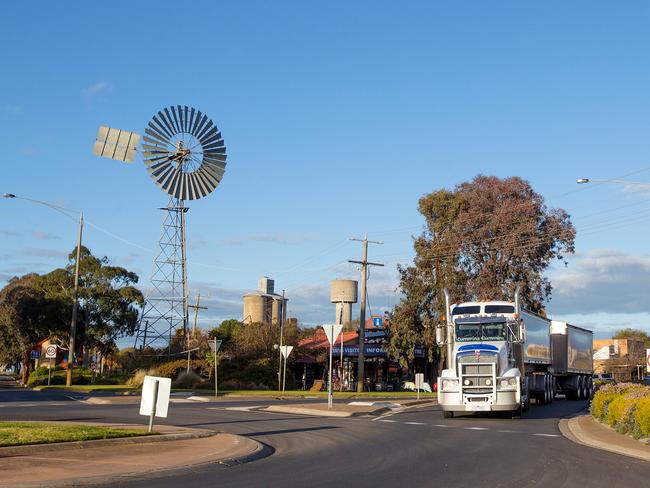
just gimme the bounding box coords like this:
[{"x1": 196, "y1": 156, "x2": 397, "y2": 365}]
[{"x1": 330, "y1": 280, "x2": 358, "y2": 303}]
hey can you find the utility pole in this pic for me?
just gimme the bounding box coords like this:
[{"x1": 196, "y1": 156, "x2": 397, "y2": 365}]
[
  {"x1": 186, "y1": 292, "x2": 207, "y2": 373},
  {"x1": 278, "y1": 290, "x2": 286, "y2": 391},
  {"x1": 349, "y1": 234, "x2": 383, "y2": 393}
]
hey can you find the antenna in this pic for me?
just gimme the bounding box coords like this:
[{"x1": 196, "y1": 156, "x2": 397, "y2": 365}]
[{"x1": 93, "y1": 105, "x2": 228, "y2": 351}]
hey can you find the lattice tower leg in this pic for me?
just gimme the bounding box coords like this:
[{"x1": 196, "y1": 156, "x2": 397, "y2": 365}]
[{"x1": 135, "y1": 197, "x2": 189, "y2": 352}]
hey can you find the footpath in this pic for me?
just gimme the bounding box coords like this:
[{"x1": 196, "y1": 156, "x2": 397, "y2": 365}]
[
  {"x1": 0, "y1": 423, "x2": 265, "y2": 488},
  {"x1": 560, "y1": 414, "x2": 650, "y2": 462}
]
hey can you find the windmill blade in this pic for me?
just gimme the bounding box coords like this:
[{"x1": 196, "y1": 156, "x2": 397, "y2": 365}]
[
  {"x1": 144, "y1": 105, "x2": 228, "y2": 200},
  {"x1": 92, "y1": 126, "x2": 140, "y2": 163}
]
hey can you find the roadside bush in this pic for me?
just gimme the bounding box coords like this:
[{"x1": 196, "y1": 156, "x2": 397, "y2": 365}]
[
  {"x1": 591, "y1": 383, "x2": 650, "y2": 439},
  {"x1": 27, "y1": 367, "x2": 94, "y2": 387},
  {"x1": 173, "y1": 371, "x2": 203, "y2": 389},
  {"x1": 126, "y1": 368, "x2": 157, "y2": 388},
  {"x1": 634, "y1": 397, "x2": 650, "y2": 437}
]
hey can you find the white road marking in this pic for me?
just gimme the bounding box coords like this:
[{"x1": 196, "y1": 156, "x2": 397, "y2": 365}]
[
  {"x1": 432, "y1": 424, "x2": 453, "y2": 428},
  {"x1": 223, "y1": 406, "x2": 264, "y2": 412},
  {"x1": 465, "y1": 427, "x2": 488, "y2": 430},
  {"x1": 379, "y1": 419, "x2": 397, "y2": 423},
  {"x1": 404, "y1": 422, "x2": 425, "y2": 425},
  {"x1": 533, "y1": 433, "x2": 560, "y2": 437},
  {"x1": 497, "y1": 430, "x2": 520, "y2": 433}
]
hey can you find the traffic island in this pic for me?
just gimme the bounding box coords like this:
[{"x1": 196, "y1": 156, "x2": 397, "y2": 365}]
[
  {"x1": 264, "y1": 399, "x2": 436, "y2": 417},
  {"x1": 0, "y1": 423, "x2": 265, "y2": 488},
  {"x1": 560, "y1": 415, "x2": 650, "y2": 462}
]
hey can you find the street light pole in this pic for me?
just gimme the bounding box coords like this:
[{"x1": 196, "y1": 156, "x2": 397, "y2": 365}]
[
  {"x1": 577, "y1": 178, "x2": 650, "y2": 188},
  {"x1": 2, "y1": 193, "x2": 83, "y2": 387},
  {"x1": 66, "y1": 212, "x2": 83, "y2": 387}
]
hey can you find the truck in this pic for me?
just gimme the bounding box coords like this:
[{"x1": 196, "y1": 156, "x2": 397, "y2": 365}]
[{"x1": 436, "y1": 287, "x2": 593, "y2": 418}]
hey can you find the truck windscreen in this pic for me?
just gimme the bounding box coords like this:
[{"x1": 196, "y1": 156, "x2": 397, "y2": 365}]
[{"x1": 456, "y1": 322, "x2": 507, "y2": 341}]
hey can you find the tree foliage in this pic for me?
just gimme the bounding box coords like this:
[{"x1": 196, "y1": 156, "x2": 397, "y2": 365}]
[
  {"x1": 388, "y1": 175, "x2": 575, "y2": 369},
  {"x1": 0, "y1": 247, "x2": 143, "y2": 378},
  {"x1": 613, "y1": 328, "x2": 650, "y2": 346}
]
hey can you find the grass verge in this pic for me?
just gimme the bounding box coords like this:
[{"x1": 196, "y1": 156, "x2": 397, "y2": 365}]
[
  {"x1": 0, "y1": 422, "x2": 152, "y2": 447},
  {"x1": 192, "y1": 389, "x2": 437, "y2": 399},
  {"x1": 36, "y1": 385, "x2": 138, "y2": 393}
]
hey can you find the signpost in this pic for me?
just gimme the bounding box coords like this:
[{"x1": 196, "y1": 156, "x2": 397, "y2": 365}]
[
  {"x1": 45, "y1": 345, "x2": 57, "y2": 386},
  {"x1": 323, "y1": 323, "x2": 343, "y2": 409},
  {"x1": 139, "y1": 375, "x2": 171, "y2": 433},
  {"x1": 415, "y1": 373, "x2": 424, "y2": 401},
  {"x1": 209, "y1": 339, "x2": 223, "y2": 398},
  {"x1": 280, "y1": 345, "x2": 294, "y2": 395}
]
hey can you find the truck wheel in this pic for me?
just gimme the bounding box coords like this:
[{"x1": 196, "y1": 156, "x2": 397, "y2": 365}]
[
  {"x1": 443, "y1": 411, "x2": 454, "y2": 419},
  {"x1": 577, "y1": 376, "x2": 585, "y2": 400}
]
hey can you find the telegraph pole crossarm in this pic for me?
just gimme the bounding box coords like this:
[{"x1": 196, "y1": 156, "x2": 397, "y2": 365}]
[{"x1": 348, "y1": 234, "x2": 383, "y2": 393}]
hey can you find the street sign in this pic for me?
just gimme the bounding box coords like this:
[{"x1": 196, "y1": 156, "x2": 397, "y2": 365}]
[
  {"x1": 30, "y1": 350, "x2": 40, "y2": 359},
  {"x1": 209, "y1": 339, "x2": 223, "y2": 353},
  {"x1": 323, "y1": 324, "x2": 343, "y2": 345},
  {"x1": 140, "y1": 375, "x2": 171, "y2": 418},
  {"x1": 646, "y1": 348, "x2": 650, "y2": 371},
  {"x1": 280, "y1": 345, "x2": 294, "y2": 359},
  {"x1": 45, "y1": 345, "x2": 57, "y2": 359},
  {"x1": 372, "y1": 316, "x2": 383, "y2": 327},
  {"x1": 415, "y1": 373, "x2": 424, "y2": 400}
]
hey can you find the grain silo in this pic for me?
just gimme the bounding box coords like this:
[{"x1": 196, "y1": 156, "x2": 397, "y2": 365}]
[
  {"x1": 243, "y1": 276, "x2": 288, "y2": 324},
  {"x1": 330, "y1": 279, "x2": 358, "y2": 325}
]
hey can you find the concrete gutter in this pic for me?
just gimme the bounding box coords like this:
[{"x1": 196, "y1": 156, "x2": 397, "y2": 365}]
[{"x1": 559, "y1": 414, "x2": 650, "y2": 463}]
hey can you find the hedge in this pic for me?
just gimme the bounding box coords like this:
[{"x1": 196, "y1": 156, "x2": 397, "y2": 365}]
[{"x1": 590, "y1": 383, "x2": 650, "y2": 439}]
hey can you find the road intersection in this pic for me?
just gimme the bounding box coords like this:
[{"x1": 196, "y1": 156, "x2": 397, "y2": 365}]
[{"x1": 1, "y1": 384, "x2": 648, "y2": 487}]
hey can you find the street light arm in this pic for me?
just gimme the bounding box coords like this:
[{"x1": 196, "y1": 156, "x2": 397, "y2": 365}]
[
  {"x1": 2, "y1": 193, "x2": 80, "y2": 223},
  {"x1": 577, "y1": 178, "x2": 650, "y2": 187}
]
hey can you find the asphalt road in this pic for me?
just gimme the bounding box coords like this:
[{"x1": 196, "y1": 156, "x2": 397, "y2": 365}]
[{"x1": 1, "y1": 385, "x2": 648, "y2": 487}]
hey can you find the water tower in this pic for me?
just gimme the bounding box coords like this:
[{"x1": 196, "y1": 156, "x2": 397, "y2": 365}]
[{"x1": 330, "y1": 280, "x2": 358, "y2": 325}]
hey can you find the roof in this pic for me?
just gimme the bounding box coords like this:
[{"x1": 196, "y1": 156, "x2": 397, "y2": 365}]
[{"x1": 298, "y1": 328, "x2": 359, "y2": 350}]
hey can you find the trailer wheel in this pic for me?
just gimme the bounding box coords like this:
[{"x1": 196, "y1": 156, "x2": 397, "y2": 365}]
[{"x1": 443, "y1": 411, "x2": 454, "y2": 419}]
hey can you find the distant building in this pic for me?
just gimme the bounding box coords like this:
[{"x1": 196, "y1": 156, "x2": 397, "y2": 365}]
[
  {"x1": 242, "y1": 276, "x2": 288, "y2": 324},
  {"x1": 593, "y1": 338, "x2": 646, "y2": 381}
]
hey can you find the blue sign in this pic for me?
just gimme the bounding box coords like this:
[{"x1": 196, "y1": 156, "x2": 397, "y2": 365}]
[
  {"x1": 30, "y1": 350, "x2": 40, "y2": 359},
  {"x1": 372, "y1": 316, "x2": 383, "y2": 327},
  {"x1": 332, "y1": 345, "x2": 425, "y2": 358}
]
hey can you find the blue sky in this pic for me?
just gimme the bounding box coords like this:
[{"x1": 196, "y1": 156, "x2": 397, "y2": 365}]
[{"x1": 2, "y1": 1, "x2": 650, "y2": 341}]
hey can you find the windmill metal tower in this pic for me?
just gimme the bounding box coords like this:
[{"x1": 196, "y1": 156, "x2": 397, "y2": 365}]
[{"x1": 93, "y1": 105, "x2": 227, "y2": 350}]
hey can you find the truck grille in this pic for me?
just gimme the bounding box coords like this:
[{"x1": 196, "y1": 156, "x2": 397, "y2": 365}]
[{"x1": 458, "y1": 353, "x2": 497, "y2": 395}]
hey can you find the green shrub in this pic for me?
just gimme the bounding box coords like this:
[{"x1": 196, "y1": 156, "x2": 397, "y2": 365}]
[
  {"x1": 634, "y1": 397, "x2": 650, "y2": 437},
  {"x1": 592, "y1": 383, "x2": 650, "y2": 439}
]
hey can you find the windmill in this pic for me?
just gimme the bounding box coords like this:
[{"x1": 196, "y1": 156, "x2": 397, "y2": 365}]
[{"x1": 93, "y1": 105, "x2": 227, "y2": 350}]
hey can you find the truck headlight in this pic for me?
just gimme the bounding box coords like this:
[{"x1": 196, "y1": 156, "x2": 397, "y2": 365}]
[
  {"x1": 485, "y1": 379, "x2": 492, "y2": 386},
  {"x1": 442, "y1": 379, "x2": 459, "y2": 391},
  {"x1": 499, "y1": 377, "x2": 518, "y2": 390}
]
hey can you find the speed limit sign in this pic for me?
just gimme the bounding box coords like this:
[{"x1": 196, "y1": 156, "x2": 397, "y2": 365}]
[
  {"x1": 45, "y1": 345, "x2": 57, "y2": 359},
  {"x1": 646, "y1": 349, "x2": 650, "y2": 370}
]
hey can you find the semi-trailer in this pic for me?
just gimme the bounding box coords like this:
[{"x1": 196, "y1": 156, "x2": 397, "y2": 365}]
[{"x1": 436, "y1": 287, "x2": 593, "y2": 418}]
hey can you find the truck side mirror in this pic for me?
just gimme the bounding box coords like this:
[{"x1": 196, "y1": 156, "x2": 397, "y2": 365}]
[{"x1": 435, "y1": 325, "x2": 444, "y2": 346}]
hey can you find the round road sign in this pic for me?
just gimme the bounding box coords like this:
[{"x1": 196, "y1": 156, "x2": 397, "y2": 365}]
[{"x1": 45, "y1": 345, "x2": 57, "y2": 359}]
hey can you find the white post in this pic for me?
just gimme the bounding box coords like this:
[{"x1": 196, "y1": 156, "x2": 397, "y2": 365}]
[
  {"x1": 328, "y1": 325, "x2": 334, "y2": 409},
  {"x1": 214, "y1": 352, "x2": 218, "y2": 398},
  {"x1": 148, "y1": 380, "x2": 159, "y2": 433},
  {"x1": 282, "y1": 353, "x2": 288, "y2": 394}
]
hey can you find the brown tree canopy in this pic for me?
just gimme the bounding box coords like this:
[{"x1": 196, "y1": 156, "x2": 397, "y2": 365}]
[{"x1": 388, "y1": 175, "x2": 575, "y2": 368}]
